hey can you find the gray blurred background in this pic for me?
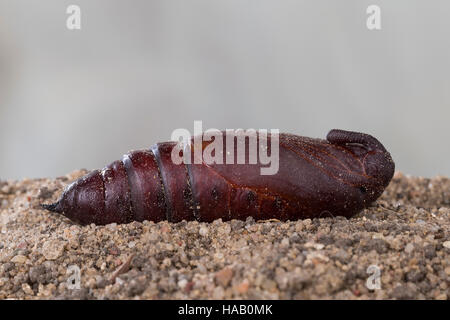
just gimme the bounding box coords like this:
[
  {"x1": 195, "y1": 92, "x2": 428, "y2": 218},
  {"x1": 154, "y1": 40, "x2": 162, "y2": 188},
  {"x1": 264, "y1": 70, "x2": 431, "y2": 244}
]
[{"x1": 0, "y1": 0, "x2": 449, "y2": 179}]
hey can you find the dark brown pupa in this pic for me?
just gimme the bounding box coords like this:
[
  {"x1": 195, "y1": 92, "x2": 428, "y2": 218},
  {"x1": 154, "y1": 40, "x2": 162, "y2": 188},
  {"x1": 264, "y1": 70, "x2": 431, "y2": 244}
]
[{"x1": 43, "y1": 129, "x2": 395, "y2": 225}]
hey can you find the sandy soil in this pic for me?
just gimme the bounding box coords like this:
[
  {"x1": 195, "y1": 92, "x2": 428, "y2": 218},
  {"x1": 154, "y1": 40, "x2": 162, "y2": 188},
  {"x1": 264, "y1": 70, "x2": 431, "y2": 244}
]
[{"x1": 0, "y1": 171, "x2": 448, "y2": 299}]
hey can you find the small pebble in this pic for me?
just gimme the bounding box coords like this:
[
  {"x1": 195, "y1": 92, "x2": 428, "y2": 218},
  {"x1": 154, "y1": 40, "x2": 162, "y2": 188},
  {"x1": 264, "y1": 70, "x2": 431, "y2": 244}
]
[
  {"x1": 199, "y1": 226, "x2": 209, "y2": 237},
  {"x1": 405, "y1": 243, "x2": 414, "y2": 254},
  {"x1": 215, "y1": 267, "x2": 233, "y2": 287},
  {"x1": 236, "y1": 279, "x2": 250, "y2": 294},
  {"x1": 11, "y1": 255, "x2": 28, "y2": 264},
  {"x1": 42, "y1": 240, "x2": 66, "y2": 260}
]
